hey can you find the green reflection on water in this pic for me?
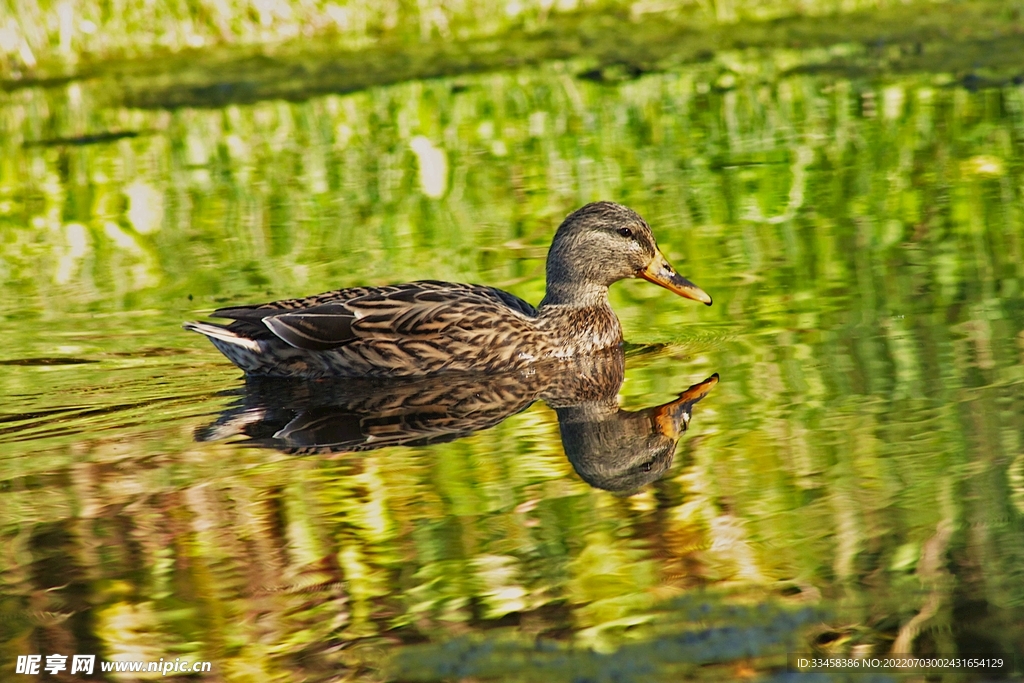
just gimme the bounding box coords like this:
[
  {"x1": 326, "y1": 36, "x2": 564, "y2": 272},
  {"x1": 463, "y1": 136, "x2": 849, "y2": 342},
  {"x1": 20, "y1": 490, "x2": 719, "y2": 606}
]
[{"x1": 1, "y1": 54, "x2": 1023, "y2": 681}]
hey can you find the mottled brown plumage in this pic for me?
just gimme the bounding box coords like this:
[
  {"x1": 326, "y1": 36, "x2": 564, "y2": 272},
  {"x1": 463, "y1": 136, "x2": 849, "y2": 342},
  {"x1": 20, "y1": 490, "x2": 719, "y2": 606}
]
[{"x1": 184, "y1": 201, "x2": 711, "y2": 378}]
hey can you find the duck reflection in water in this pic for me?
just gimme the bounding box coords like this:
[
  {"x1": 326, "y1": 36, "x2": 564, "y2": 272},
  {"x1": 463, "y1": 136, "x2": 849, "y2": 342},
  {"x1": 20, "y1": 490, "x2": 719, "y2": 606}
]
[{"x1": 198, "y1": 348, "x2": 717, "y2": 494}]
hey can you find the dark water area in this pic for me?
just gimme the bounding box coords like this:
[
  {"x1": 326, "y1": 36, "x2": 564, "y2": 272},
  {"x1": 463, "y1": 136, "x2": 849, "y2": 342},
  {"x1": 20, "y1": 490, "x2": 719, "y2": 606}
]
[{"x1": 1, "y1": 32, "x2": 1024, "y2": 682}]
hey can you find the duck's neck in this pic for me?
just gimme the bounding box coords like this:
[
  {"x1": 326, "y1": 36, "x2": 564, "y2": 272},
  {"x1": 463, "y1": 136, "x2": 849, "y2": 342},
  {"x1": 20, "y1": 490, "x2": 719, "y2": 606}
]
[
  {"x1": 539, "y1": 279, "x2": 610, "y2": 308},
  {"x1": 536, "y1": 287, "x2": 623, "y2": 353}
]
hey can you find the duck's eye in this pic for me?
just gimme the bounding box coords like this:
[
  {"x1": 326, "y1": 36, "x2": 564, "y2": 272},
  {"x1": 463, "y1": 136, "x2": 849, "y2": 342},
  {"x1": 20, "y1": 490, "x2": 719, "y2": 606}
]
[{"x1": 617, "y1": 227, "x2": 634, "y2": 238}]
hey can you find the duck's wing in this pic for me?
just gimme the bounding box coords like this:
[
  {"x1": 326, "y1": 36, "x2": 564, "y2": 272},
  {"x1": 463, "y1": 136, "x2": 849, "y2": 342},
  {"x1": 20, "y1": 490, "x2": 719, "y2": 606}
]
[{"x1": 211, "y1": 281, "x2": 538, "y2": 351}]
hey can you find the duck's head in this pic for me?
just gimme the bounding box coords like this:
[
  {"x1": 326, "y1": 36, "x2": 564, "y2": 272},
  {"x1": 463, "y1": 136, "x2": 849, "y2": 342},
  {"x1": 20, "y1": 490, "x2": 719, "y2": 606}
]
[{"x1": 542, "y1": 201, "x2": 712, "y2": 307}]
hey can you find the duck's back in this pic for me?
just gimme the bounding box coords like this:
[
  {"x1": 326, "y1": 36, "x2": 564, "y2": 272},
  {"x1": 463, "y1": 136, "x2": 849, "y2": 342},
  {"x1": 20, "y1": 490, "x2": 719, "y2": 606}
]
[{"x1": 218, "y1": 280, "x2": 537, "y2": 318}]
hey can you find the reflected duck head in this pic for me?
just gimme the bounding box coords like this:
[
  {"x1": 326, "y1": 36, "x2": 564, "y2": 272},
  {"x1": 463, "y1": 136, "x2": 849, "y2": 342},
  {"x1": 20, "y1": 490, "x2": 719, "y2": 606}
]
[
  {"x1": 559, "y1": 415, "x2": 679, "y2": 493},
  {"x1": 557, "y1": 373, "x2": 719, "y2": 494},
  {"x1": 542, "y1": 202, "x2": 712, "y2": 306}
]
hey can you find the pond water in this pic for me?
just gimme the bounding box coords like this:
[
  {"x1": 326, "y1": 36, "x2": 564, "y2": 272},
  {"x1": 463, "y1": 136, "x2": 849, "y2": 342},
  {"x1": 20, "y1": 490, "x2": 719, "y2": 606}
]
[{"x1": 1, "y1": 53, "x2": 1023, "y2": 681}]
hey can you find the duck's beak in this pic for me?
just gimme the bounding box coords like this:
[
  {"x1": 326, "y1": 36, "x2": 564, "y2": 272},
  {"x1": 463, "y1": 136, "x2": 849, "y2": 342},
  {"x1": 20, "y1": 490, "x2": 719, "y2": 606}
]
[{"x1": 638, "y1": 251, "x2": 713, "y2": 306}]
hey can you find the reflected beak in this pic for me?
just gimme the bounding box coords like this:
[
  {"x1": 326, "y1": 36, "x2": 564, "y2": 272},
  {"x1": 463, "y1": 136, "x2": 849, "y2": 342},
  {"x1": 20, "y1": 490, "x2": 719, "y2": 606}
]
[
  {"x1": 652, "y1": 373, "x2": 720, "y2": 439},
  {"x1": 638, "y1": 252, "x2": 712, "y2": 306}
]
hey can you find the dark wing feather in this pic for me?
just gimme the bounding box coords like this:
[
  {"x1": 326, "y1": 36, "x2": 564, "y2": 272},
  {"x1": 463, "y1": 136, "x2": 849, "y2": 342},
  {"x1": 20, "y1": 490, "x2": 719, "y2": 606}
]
[
  {"x1": 493, "y1": 289, "x2": 538, "y2": 317},
  {"x1": 211, "y1": 305, "x2": 276, "y2": 322},
  {"x1": 262, "y1": 307, "x2": 357, "y2": 350}
]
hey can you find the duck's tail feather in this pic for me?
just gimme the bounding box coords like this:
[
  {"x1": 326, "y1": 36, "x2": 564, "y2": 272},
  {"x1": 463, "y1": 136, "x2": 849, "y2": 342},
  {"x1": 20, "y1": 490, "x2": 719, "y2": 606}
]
[{"x1": 183, "y1": 321, "x2": 262, "y2": 352}]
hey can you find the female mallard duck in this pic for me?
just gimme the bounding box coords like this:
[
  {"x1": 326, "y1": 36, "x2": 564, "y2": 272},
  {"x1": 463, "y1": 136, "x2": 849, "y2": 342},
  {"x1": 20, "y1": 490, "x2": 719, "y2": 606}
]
[{"x1": 184, "y1": 201, "x2": 711, "y2": 378}]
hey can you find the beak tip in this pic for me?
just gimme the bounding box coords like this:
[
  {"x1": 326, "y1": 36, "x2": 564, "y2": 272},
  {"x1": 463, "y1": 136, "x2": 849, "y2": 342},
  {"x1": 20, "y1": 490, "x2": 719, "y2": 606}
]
[{"x1": 639, "y1": 255, "x2": 712, "y2": 306}]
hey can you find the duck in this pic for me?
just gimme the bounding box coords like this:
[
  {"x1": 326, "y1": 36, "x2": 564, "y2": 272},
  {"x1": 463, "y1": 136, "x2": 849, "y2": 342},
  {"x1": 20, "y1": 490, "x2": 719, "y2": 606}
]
[{"x1": 183, "y1": 201, "x2": 712, "y2": 378}]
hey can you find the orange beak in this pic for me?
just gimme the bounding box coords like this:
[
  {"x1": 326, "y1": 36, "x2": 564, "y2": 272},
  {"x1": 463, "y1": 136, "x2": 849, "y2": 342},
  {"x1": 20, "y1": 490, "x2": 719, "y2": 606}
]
[{"x1": 638, "y1": 251, "x2": 712, "y2": 306}]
